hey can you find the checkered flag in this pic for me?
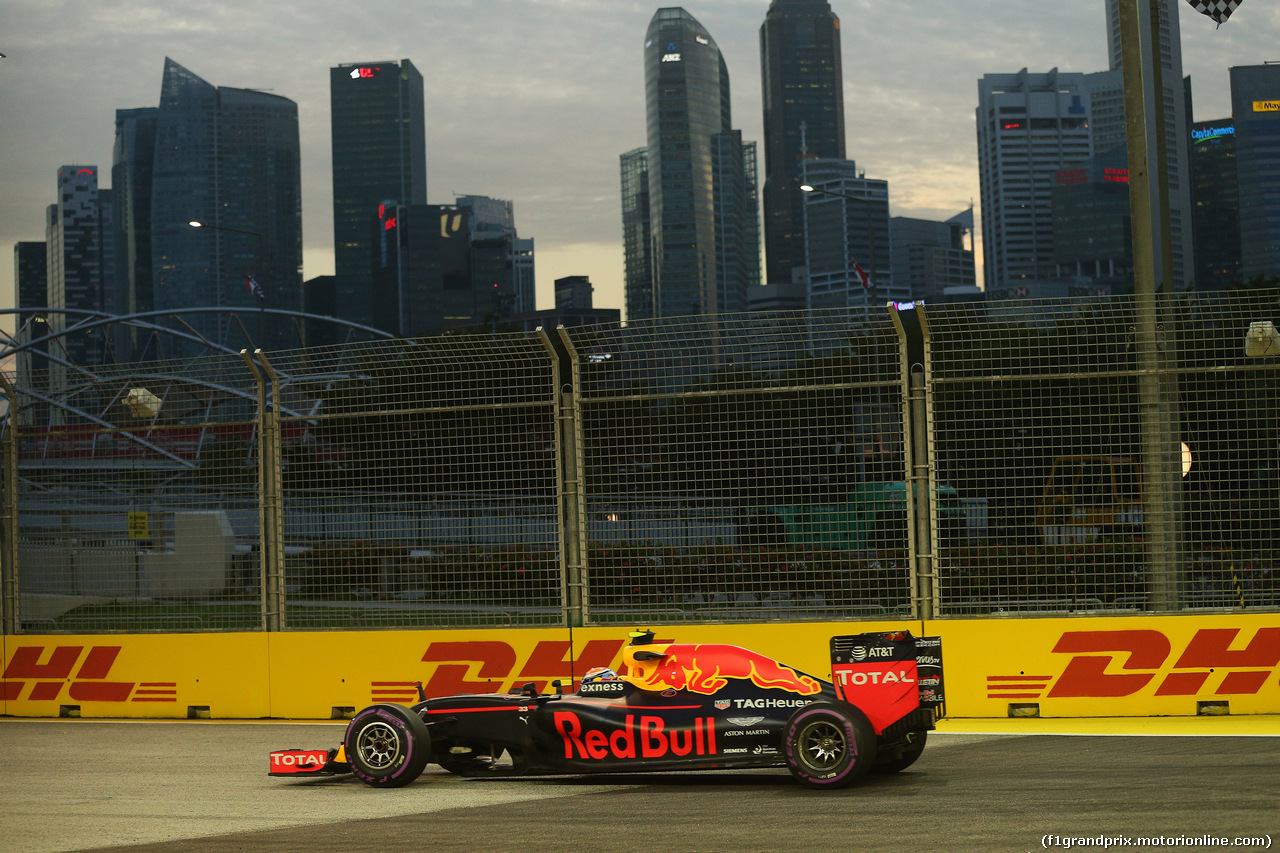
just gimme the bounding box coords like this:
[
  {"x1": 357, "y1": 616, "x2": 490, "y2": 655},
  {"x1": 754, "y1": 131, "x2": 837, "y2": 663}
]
[{"x1": 1186, "y1": 0, "x2": 1242, "y2": 25}]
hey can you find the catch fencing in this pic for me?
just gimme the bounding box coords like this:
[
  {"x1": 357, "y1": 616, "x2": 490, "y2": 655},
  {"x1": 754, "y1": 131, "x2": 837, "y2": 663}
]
[{"x1": 3, "y1": 291, "x2": 1278, "y2": 633}]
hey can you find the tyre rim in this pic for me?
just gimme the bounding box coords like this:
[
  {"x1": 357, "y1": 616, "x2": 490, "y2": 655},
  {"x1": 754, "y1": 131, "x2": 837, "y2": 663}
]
[
  {"x1": 354, "y1": 721, "x2": 401, "y2": 770},
  {"x1": 798, "y1": 720, "x2": 847, "y2": 771}
]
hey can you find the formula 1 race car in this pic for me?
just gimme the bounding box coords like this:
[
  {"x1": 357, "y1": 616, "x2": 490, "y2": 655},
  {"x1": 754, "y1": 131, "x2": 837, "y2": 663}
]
[{"x1": 269, "y1": 629, "x2": 945, "y2": 790}]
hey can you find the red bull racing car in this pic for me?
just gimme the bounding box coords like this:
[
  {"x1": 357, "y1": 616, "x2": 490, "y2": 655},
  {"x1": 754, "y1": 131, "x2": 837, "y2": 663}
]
[{"x1": 269, "y1": 629, "x2": 945, "y2": 790}]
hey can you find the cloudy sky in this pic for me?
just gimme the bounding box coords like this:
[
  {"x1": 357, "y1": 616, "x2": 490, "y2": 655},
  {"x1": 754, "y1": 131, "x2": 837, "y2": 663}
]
[{"x1": 1, "y1": 0, "x2": 1275, "y2": 326}]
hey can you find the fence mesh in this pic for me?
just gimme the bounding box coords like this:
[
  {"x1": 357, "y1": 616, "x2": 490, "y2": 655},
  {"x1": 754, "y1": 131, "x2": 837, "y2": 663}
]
[
  {"x1": 10, "y1": 350, "x2": 262, "y2": 632},
  {"x1": 925, "y1": 291, "x2": 1280, "y2": 615},
  {"x1": 265, "y1": 333, "x2": 563, "y2": 629},
  {"x1": 566, "y1": 308, "x2": 908, "y2": 624},
  {"x1": 6, "y1": 293, "x2": 1279, "y2": 633}
]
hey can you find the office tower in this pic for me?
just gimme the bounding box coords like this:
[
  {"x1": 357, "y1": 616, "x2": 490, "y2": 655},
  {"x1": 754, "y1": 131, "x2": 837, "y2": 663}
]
[
  {"x1": 1101, "y1": 0, "x2": 1194, "y2": 289},
  {"x1": 1189, "y1": 118, "x2": 1241, "y2": 290},
  {"x1": 456, "y1": 195, "x2": 535, "y2": 314},
  {"x1": 799, "y1": 158, "x2": 896, "y2": 308},
  {"x1": 620, "y1": 147, "x2": 653, "y2": 321},
  {"x1": 45, "y1": 166, "x2": 114, "y2": 374},
  {"x1": 1230, "y1": 64, "x2": 1280, "y2": 283},
  {"x1": 976, "y1": 69, "x2": 1092, "y2": 289},
  {"x1": 637, "y1": 7, "x2": 759, "y2": 319},
  {"x1": 555, "y1": 276, "x2": 593, "y2": 310},
  {"x1": 759, "y1": 0, "x2": 845, "y2": 285},
  {"x1": 372, "y1": 203, "x2": 519, "y2": 336},
  {"x1": 112, "y1": 106, "x2": 159, "y2": 360},
  {"x1": 13, "y1": 242, "x2": 49, "y2": 423},
  {"x1": 1051, "y1": 148, "x2": 1134, "y2": 286},
  {"x1": 889, "y1": 211, "x2": 977, "y2": 302},
  {"x1": 142, "y1": 58, "x2": 302, "y2": 355},
  {"x1": 713, "y1": 130, "x2": 761, "y2": 315},
  {"x1": 331, "y1": 60, "x2": 427, "y2": 328}
]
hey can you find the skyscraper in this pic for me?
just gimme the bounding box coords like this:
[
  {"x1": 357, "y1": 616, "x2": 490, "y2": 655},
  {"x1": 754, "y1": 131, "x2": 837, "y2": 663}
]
[
  {"x1": 800, "y1": 159, "x2": 896, "y2": 308},
  {"x1": 456, "y1": 195, "x2": 535, "y2": 314},
  {"x1": 1189, "y1": 118, "x2": 1240, "y2": 290},
  {"x1": 632, "y1": 7, "x2": 760, "y2": 319},
  {"x1": 142, "y1": 58, "x2": 302, "y2": 355},
  {"x1": 45, "y1": 166, "x2": 114, "y2": 372},
  {"x1": 1230, "y1": 64, "x2": 1280, "y2": 283},
  {"x1": 112, "y1": 106, "x2": 159, "y2": 360},
  {"x1": 620, "y1": 147, "x2": 653, "y2": 321},
  {"x1": 759, "y1": 0, "x2": 845, "y2": 286},
  {"x1": 13, "y1": 241, "x2": 50, "y2": 423},
  {"x1": 371, "y1": 202, "x2": 521, "y2": 336},
  {"x1": 330, "y1": 60, "x2": 427, "y2": 328},
  {"x1": 976, "y1": 69, "x2": 1092, "y2": 289}
]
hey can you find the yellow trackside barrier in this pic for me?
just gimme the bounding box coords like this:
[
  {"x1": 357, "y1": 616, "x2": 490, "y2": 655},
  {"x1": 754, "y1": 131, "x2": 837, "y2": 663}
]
[{"x1": 3, "y1": 613, "x2": 1278, "y2": 719}]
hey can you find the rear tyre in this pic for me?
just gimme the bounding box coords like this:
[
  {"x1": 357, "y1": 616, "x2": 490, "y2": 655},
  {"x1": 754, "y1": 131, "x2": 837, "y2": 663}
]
[
  {"x1": 783, "y1": 701, "x2": 877, "y2": 790},
  {"x1": 344, "y1": 704, "x2": 430, "y2": 788},
  {"x1": 874, "y1": 729, "x2": 928, "y2": 773}
]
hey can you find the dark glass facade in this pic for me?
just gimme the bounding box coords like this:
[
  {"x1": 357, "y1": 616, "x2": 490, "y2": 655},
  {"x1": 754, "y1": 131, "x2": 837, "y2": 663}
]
[
  {"x1": 372, "y1": 204, "x2": 518, "y2": 336},
  {"x1": 1230, "y1": 65, "x2": 1280, "y2": 283},
  {"x1": 1189, "y1": 118, "x2": 1241, "y2": 290},
  {"x1": 620, "y1": 147, "x2": 653, "y2": 321},
  {"x1": 145, "y1": 58, "x2": 302, "y2": 355},
  {"x1": 640, "y1": 7, "x2": 757, "y2": 319},
  {"x1": 331, "y1": 60, "x2": 427, "y2": 328},
  {"x1": 759, "y1": 0, "x2": 845, "y2": 285}
]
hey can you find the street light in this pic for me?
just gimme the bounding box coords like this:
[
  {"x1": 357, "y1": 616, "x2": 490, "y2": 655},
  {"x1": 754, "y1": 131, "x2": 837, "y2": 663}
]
[
  {"x1": 800, "y1": 183, "x2": 880, "y2": 306},
  {"x1": 187, "y1": 219, "x2": 268, "y2": 304}
]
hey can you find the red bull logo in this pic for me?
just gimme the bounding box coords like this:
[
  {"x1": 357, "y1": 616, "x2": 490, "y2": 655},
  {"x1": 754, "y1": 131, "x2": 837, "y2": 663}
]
[
  {"x1": 624, "y1": 644, "x2": 822, "y2": 696},
  {"x1": 554, "y1": 711, "x2": 717, "y2": 759}
]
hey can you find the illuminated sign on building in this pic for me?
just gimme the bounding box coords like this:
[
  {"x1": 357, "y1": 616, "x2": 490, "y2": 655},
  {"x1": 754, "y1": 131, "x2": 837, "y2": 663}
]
[
  {"x1": 662, "y1": 53, "x2": 681, "y2": 62},
  {"x1": 1103, "y1": 167, "x2": 1130, "y2": 184},
  {"x1": 1253, "y1": 100, "x2": 1280, "y2": 112},
  {"x1": 1192, "y1": 125, "x2": 1235, "y2": 142},
  {"x1": 1056, "y1": 168, "x2": 1087, "y2": 185},
  {"x1": 349, "y1": 66, "x2": 381, "y2": 79},
  {"x1": 695, "y1": 35, "x2": 709, "y2": 45}
]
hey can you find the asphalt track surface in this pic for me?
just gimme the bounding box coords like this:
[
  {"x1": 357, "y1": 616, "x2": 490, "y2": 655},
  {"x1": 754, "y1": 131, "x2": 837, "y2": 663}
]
[{"x1": 2, "y1": 718, "x2": 1277, "y2": 853}]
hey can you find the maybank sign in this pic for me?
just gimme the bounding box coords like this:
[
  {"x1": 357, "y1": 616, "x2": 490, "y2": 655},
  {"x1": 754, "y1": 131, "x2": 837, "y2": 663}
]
[
  {"x1": 1253, "y1": 100, "x2": 1280, "y2": 112},
  {"x1": 1192, "y1": 125, "x2": 1235, "y2": 142}
]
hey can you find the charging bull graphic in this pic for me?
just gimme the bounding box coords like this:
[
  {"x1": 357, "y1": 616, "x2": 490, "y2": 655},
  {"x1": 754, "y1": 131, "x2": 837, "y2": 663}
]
[{"x1": 622, "y1": 643, "x2": 823, "y2": 696}]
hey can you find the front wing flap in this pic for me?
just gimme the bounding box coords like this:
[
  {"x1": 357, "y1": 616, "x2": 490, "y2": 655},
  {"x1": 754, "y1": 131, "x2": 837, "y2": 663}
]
[{"x1": 268, "y1": 745, "x2": 351, "y2": 777}]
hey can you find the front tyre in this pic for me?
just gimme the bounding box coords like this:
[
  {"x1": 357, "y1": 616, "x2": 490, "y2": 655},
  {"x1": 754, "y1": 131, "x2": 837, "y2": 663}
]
[
  {"x1": 344, "y1": 704, "x2": 430, "y2": 788},
  {"x1": 783, "y1": 701, "x2": 877, "y2": 790}
]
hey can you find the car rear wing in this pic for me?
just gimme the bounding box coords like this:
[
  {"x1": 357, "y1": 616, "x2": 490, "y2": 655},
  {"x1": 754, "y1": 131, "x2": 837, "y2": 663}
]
[{"x1": 829, "y1": 631, "x2": 945, "y2": 736}]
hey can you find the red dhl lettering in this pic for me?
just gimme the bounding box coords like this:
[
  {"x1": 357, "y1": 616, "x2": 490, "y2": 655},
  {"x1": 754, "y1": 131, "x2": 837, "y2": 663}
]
[
  {"x1": 554, "y1": 711, "x2": 717, "y2": 760},
  {"x1": 411, "y1": 638, "x2": 625, "y2": 699},
  {"x1": 1, "y1": 645, "x2": 174, "y2": 704},
  {"x1": 987, "y1": 628, "x2": 1280, "y2": 700}
]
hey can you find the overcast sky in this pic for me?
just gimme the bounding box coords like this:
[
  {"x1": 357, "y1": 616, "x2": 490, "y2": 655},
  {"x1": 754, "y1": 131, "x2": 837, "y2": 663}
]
[{"x1": 1, "y1": 0, "x2": 1275, "y2": 328}]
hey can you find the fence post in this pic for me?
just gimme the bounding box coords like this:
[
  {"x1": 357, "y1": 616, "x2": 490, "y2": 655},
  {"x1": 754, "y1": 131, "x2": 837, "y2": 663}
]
[
  {"x1": 1120, "y1": 0, "x2": 1184, "y2": 611},
  {"x1": 241, "y1": 350, "x2": 286, "y2": 631},
  {"x1": 555, "y1": 327, "x2": 588, "y2": 628},
  {"x1": 0, "y1": 375, "x2": 19, "y2": 635},
  {"x1": 892, "y1": 304, "x2": 936, "y2": 620}
]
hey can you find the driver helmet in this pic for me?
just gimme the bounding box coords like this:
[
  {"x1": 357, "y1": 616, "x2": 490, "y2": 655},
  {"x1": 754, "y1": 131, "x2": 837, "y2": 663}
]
[{"x1": 581, "y1": 666, "x2": 618, "y2": 684}]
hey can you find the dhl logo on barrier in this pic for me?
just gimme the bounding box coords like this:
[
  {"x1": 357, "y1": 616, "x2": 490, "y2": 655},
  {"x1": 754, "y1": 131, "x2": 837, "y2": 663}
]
[
  {"x1": 987, "y1": 628, "x2": 1280, "y2": 700},
  {"x1": 1, "y1": 645, "x2": 177, "y2": 704},
  {"x1": 368, "y1": 638, "x2": 628, "y2": 703}
]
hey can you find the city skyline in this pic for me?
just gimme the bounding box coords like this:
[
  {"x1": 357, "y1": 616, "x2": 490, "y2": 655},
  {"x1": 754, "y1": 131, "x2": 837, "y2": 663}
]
[{"x1": 2, "y1": 0, "x2": 1276, "y2": 329}]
